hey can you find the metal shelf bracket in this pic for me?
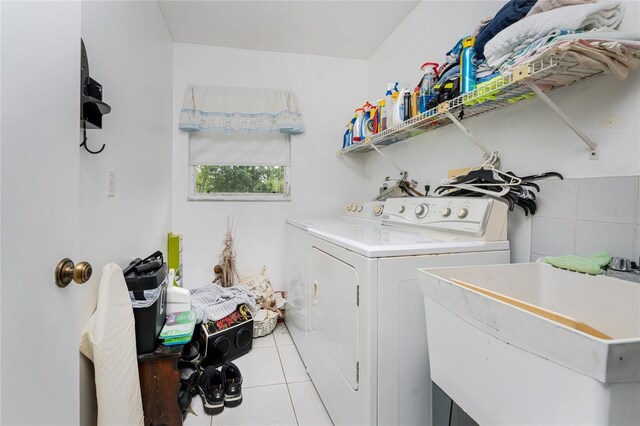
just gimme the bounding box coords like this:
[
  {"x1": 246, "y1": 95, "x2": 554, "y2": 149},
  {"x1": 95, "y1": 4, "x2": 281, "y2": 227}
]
[
  {"x1": 526, "y1": 81, "x2": 599, "y2": 160},
  {"x1": 368, "y1": 141, "x2": 405, "y2": 174},
  {"x1": 337, "y1": 150, "x2": 370, "y2": 179},
  {"x1": 444, "y1": 110, "x2": 492, "y2": 157}
]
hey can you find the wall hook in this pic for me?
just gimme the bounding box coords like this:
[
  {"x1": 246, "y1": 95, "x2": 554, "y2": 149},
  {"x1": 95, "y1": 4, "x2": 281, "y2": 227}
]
[{"x1": 80, "y1": 122, "x2": 105, "y2": 155}]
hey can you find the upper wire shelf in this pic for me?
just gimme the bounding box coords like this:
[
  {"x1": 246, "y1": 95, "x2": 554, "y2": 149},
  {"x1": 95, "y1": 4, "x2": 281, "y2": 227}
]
[{"x1": 338, "y1": 53, "x2": 615, "y2": 155}]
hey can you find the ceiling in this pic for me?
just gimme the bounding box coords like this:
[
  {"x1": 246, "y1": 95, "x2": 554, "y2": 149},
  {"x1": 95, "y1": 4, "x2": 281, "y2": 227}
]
[{"x1": 158, "y1": 1, "x2": 420, "y2": 59}]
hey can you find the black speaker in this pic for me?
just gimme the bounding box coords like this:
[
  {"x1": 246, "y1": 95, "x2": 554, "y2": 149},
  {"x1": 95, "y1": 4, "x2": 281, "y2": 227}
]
[{"x1": 197, "y1": 304, "x2": 253, "y2": 367}]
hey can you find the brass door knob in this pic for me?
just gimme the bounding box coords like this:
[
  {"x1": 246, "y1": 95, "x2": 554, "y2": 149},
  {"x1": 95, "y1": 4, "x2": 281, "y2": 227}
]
[{"x1": 55, "y1": 258, "x2": 92, "y2": 287}]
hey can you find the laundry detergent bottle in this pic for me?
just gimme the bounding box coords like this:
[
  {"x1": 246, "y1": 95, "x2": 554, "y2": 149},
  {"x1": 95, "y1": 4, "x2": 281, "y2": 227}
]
[
  {"x1": 383, "y1": 83, "x2": 394, "y2": 129},
  {"x1": 363, "y1": 102, "x2": 376, "y2": 138},
  {"x1": 391, "y1": 83, "x2": 404, "y2": 125},
  {"x1": 377, "y1": 99, "x2": 386, "y2": 132}
]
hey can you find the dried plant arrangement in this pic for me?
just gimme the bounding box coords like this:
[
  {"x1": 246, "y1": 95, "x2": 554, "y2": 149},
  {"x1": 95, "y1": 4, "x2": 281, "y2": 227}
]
[{"x1": 212, "y1": 218, "x2": 240, "y2": 287}]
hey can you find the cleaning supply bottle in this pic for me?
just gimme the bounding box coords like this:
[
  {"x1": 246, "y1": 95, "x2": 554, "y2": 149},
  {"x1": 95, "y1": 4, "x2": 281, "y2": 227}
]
[
  {"x1": 419, "y1": 62, "x2": 439, "y2": 113},
  {"x1": 411, "y1": 89, "x2": 419, "y2": 118},
  {"x1": 391, "y1": 83, "x2": 404, "y2": 125},
  {"x1": 363, "y1": 102, "x2": 375, "y2": 138},
  {"x1": 384, "y1": 83, "x2": 394, "y2": 128},
  {"x1": 377, "y1": 99, "x2": 386, "y2": 132},
  {"x1": 402, "y1": 89, "x2": 411, "y2": 121},
  {"x1": 460, "y1": 36, "x2": 477, "y2": 94},
  {"x1": 352, "y1": 107, "x2": 365, "y2": 143}
]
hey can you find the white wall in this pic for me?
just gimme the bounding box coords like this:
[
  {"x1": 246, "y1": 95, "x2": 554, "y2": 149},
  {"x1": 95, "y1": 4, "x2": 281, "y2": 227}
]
[
  {"x1": 172, "y1": 43, "x2": 368, "y2": 289},
  {"x1": 79, "y1": 2, "x2": 173, "y2": 424},
  {"x1": 365, "y1": 0, "x2": 640, "y2": 263}
]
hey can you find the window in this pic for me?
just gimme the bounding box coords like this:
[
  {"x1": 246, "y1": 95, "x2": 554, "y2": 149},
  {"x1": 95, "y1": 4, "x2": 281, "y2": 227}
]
[{"x1": 189, "y1": 132, "x2": 290, "y2": 201}]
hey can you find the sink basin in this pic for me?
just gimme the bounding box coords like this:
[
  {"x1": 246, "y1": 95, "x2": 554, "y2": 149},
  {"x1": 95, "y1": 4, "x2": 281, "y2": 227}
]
[{"x1": 419, "y1": 262, "x2": 640, "y2": 425}]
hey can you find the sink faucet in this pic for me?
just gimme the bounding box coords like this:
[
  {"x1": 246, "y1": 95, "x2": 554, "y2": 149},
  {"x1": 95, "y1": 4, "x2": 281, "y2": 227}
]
[{"x1": 606, "y1": 256, "x2": 640, "y2": 284}]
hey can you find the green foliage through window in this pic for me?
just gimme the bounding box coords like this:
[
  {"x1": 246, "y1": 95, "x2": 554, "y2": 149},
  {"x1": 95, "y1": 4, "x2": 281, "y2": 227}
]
[{"x1": 194, "y1": 165, "x2": 286, "y2": 194}]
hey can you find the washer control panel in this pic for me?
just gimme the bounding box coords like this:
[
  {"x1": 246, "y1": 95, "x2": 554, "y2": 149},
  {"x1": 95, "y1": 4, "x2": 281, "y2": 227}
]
[
  {"x1": 343, "y1": 201, "x2": 386, "y2": 221},
  {"x1": 381, "y1": 197, "x2": 507, "y2": 239}
]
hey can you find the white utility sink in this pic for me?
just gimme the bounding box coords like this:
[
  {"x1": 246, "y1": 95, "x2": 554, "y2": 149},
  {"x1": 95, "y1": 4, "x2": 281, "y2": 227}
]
[{"x1": 419, "y1": 262, "x2": 640, "y2": 426}]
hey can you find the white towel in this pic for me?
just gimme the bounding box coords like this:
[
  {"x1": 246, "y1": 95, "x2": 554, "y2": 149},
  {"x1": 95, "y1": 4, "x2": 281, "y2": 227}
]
[
  {"x1": 485, "y1": 2, "x2": 625, "y2": 68},
  {"x1": 80, "y1": 264, "x2": 144, "y2": 426}
]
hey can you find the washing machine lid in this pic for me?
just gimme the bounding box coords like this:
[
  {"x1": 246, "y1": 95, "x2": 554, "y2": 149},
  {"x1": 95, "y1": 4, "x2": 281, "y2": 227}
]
[
  {"x1": 308, "y1": 224, "x2": 509, "y2": 258},
  {"x1": 286, "y1": 218, "x2": 345, "y2": 231}
]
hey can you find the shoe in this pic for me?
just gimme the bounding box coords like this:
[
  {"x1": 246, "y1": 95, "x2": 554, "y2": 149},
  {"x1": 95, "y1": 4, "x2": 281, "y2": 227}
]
[
  {"x1": 177, "y1": 379, "x2": 193, "y2": 420},
  {"x1": 198, "y1": 365, "x2": 225, "y2": 415},
  {"x1": 221, "y1": 362, "x2": 243, "y2": 407},
  {"x1": 179, "y1": 361, "x2": 200, "y2": 396},
  {"x1": 181, "y1": 341, "x2": 202, "y2": 368}
]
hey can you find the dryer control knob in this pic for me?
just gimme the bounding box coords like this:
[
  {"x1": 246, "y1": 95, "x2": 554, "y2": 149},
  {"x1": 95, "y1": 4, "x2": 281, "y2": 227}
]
[
  {"x1": 348, "y1": 204, "x2": 356, "y2": 212},
  {"x1": 415, "y1": 204, "x2": 429, "y2": 218},
  {"x1": 373, "y1": 205, "x2": 383, "y2": 216},
  {"x1": 457, "y1": 208, "x2": 468, "y2": 218},
  {"x1": 356, "y1": 205, "x2": 363, "y2": 212},
  {"x1": 441, "y1": 207, "x2": 451, "y2": 217},
  {"x1": 398, "y1": 206, "x2": 405, "y2": 213}
]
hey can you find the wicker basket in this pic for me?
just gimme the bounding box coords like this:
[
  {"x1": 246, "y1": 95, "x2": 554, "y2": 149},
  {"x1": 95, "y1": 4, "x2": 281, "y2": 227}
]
[{"x1": 253, "y1": 315, "x2": 277, "y2": 338}]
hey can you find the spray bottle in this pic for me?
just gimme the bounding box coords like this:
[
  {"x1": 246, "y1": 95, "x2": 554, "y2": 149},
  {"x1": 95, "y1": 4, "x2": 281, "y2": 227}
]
[
  {"x1": 460, "y1": 36, "x2": 477, "y2": 94},
  {"x1": 419, "y1": 62, "x2": 439, "y2": 113},
  {"x1": 391, "y1": 83, "x2": 405, "y2": 125},
  {"x1": 352, "y1": 107, "x2": 365, "y2": 142}
]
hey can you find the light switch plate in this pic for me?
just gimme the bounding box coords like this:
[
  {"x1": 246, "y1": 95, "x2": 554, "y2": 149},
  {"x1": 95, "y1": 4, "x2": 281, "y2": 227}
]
[{"x1": 107, "y1": 169, "x2": 115, "y2": 197}]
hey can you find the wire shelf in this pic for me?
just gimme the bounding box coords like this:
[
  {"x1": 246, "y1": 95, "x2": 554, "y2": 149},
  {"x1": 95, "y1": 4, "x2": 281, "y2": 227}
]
[{"x1": 338, "y1": 53, "x2": 609, "y2": 155}]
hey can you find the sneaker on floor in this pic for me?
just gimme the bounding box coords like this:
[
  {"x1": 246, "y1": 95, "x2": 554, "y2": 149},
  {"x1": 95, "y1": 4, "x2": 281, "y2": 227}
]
[
  {"x1": 221, "y1": 362, "x2": 243, "y2": 407},
  {"x1": 198, "y1": 365, "x2": 225, "y2": 415},
  {"x1": 179, "y1": 361, "x2": 200, "y2": 396},
  {"x1": 177, "y1": 379, "x2": 193, "y2": 420}
]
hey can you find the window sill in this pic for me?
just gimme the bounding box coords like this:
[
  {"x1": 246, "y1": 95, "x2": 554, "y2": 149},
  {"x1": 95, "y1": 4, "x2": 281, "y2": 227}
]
[{"x1": 188, "y1": 193, "x2": 291, "y2": 202}]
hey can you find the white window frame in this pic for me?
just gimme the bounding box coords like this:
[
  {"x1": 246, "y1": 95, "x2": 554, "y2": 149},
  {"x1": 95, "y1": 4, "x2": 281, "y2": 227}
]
[{"x1": 187, "y1": 134, "x2": 292, "y2": 202}]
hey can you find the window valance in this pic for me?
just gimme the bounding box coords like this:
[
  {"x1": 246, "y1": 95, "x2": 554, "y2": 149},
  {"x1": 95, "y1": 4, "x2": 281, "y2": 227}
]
[{"x1": 179, "y1": 85, "x2": 305, "y2": 134}]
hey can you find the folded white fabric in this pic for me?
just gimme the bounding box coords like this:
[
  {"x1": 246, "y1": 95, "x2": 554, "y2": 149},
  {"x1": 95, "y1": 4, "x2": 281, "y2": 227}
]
[
  {"x1": 526, "y1": 0, "x2": 596, "y2": 17},
  {"x1": 80, "y1": 264, "x2": 144, "y2": 426},
  {"x1": 485, "y1": 1, "x2": 624, "y2": 68},
  {"x1": 190, "y1": 284, "x2": 257, "y2": 323}
]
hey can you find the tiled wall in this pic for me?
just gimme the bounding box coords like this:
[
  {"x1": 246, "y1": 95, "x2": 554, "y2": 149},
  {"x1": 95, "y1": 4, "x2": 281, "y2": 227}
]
[{"x1": 530, "y1": 176, "x2": 640, "y2": 262}]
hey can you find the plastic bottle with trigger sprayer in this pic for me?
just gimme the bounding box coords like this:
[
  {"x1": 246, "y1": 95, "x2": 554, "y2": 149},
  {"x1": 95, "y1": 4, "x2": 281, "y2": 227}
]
[
  {"x1": 352, "y1": 106, "x2": 365, "y2": 143},
  {"x1": 363, "y1": 102, "x2": 375, "y2": 138},
  {"x1": 419, "y1": 62, "x2": 439, "y2": 113},
  {"x1": 392, "y1": 83, "x2": 405, "y2": 125}
]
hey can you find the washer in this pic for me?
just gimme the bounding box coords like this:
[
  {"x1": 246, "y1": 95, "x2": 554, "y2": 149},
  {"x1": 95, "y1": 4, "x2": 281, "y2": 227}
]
[
  {"x1": 284, "y1": 200, "x2": 385, "y2": 365},
  {"x1": 305, "y1": 197, "x2": 510, "y2": 426}
]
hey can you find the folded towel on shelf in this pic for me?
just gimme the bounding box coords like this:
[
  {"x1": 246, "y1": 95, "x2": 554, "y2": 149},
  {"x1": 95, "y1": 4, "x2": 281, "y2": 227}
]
[
  {"x1": 543, "y1": 252, "x2": 612, "y2": 275},
  {"x1": 485, "y1": 2, "x2": 625, "y2": 68},
  {"x1": 526, "y1": 0, "x2": 597, "y2": 17},
  {"x1": 476, "y1": 0, "x2": 538, "y2": 61},
  {"x1": 511, "y1": 38, "x2": 640, "y2": 82}
]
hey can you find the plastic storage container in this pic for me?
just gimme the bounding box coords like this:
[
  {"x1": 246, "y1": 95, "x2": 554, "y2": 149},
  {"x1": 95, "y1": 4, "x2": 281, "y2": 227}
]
[{"x1": 124, "y1": 251, "x2": 168, "y2": 354}]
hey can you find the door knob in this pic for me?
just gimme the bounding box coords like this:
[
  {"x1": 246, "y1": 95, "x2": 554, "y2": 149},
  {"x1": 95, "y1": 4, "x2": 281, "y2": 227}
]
[{"x1": 55, "y1": 258, "x2": 92, "y2": 287}]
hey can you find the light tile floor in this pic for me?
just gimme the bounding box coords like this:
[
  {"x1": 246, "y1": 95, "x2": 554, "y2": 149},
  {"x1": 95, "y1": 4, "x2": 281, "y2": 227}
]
[{"x1": 184, "y1": 323, "x2": 333, "y2": 426}]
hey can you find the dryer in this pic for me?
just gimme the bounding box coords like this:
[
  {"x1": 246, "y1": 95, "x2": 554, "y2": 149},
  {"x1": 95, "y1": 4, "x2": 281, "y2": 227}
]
[
  {"x1": 284, "y1": 200, "x2": 385, "y2": 365},
  {"x1": 305, "y1": 197, "x2": 510, "y2": 426}
]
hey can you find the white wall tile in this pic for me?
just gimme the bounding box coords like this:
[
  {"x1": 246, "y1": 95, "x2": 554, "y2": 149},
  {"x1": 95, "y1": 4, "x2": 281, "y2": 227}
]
[
  {"x1": 535, "y1": 178, "x2": 577, "y2": 219},
  {"x1": 214, "y1": 384, "x2": 297, "y2": 426},
  {"x1": 233, "y1": 346, "x2": 285, "y2": 388},
  {"x1": 575, "y1": 221, "x2": 636, "y2": 258},
  {"x1": 577, "y1": 176, "x2": 638, "y2": 224},
  {"x1": 531, "y1": 217, "x2": 575, "y2": 256},
  {"x1": 508, "y1": 211, "x2": 532, "y2": 264},
  {"x1": 288, "y1": 381, "x2": 333, "y2": 426},
  {"x1": 530, "y1": 253, "x2": 545, "y2": 262},
  {"x1": 279, "y1": 344, "x2": 309, "y2": 383}
]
